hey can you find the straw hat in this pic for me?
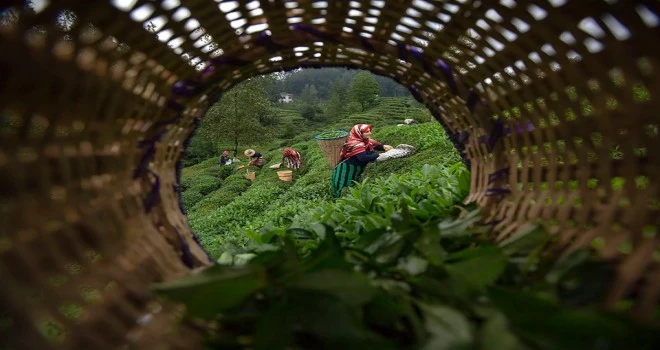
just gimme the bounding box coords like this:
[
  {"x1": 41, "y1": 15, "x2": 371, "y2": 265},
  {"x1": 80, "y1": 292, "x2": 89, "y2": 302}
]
[{"x1": 244, "y1": 149, "x2": 255, "y2": 157}]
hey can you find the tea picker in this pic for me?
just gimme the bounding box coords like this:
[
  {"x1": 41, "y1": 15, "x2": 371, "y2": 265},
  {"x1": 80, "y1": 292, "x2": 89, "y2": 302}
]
[{"x1": 331, "y1": 124, "x2": 394, "y2": 198}]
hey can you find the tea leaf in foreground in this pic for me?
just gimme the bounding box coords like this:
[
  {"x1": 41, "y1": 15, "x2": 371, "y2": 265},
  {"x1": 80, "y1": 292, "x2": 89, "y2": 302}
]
[
  {"x1": 290, "y1": 269, "x2": 377, "y2": 307},
  {"x1": 419, "y1": 302, "x2": 473, "y2": 350},
  {"x1": 446, "y1": 246, "x2": 507, "y2": 290},
  {"x1": 152, "y1": 265, "x2": 266, "y2": 318}
]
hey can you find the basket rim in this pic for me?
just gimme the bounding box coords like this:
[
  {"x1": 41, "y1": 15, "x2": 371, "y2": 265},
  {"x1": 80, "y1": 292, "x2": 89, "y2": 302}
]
[{"x1": 313, "y1": 130, "x2": 349, "y2": 141}]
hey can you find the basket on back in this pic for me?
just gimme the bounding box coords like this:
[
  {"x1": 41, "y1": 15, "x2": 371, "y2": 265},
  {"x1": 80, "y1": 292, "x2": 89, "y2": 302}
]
[{"x1": 314, "y1": 131, "x2": 349, "y2": 168}]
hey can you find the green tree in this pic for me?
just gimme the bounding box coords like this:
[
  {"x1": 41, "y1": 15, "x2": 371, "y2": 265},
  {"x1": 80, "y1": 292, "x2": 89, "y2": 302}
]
[
  {"x1": 299, "y1": 84, "x2": 324, "y2": 121},
  {"x1": 300, "y1": 84, "x2": 319, "y2": 106},
  {"x1": 349, "y1": 71, "x2": 380, "y2": 111},
  {"x1": 325, "y1": 80, "x2": 348, "y2": 120},
  {"x1": 200, "y1": 78, "x2": 274, "y2": 157}
]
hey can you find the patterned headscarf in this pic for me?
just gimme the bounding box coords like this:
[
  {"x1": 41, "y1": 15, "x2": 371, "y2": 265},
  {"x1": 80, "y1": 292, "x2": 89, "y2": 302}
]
[
  {"x1": 282, "y1": 147, "x2": 300, "y2": 161},
  {"x1": 222, "y1": 150, "x2": 230, "y2": 157},
  {"x1": 340, "y1": 124, "x2": 381, "y2": 160}
]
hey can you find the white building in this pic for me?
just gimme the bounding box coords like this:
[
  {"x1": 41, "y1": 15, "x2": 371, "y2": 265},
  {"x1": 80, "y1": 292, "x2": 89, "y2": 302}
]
[{"x1": 279, "y1": 92, "x2": 294, "y2": 103}]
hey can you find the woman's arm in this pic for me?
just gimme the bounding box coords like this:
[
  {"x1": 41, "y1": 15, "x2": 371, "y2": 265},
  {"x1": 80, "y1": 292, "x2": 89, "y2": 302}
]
[{"x1": 355, "y1": 151, "x2": 379, "y2": 163}]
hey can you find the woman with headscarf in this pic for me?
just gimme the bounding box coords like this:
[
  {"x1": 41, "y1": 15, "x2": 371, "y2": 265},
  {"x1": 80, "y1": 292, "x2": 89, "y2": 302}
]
[
  {"x1": 244, "y1": 149, "x2": 264, "y2": 168},
  {"x1": 219, "y1": 150, "x2": 231, "y2": 166},
  {"x1": 331, "y1": 124, "x2": 392, "y2": 197},
  {"x1": 281, "y1": 147, "x2": 302, "y2": 169}
]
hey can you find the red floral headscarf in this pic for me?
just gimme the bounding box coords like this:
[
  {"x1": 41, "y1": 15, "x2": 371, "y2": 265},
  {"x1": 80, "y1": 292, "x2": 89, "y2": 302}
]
[
  {"x1": 340, "y1": 124, "x2": 381, "y2": 160},
  {"x1": 282, "y1": 147, "x2": 300, "y2": 161}
]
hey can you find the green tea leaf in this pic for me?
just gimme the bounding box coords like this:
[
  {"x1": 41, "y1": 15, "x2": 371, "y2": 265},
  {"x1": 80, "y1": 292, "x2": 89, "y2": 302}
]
[
  {"x1": 152, "y1": 265, "x2": 266, "y2": 318},
  {"x1": 290, "y1": 269, "x2": 376, "y2": 306},
  {"x1": 419, "y1": 302, "x2": 473, "y2": 350},
  {"x1": 488, "y1": 287, "x2": 660, "y2": 350},
  {"x1": 396, "y1": 255, "x2": 429, "y2": 276},
  {"x1": 479, "y1": 312, "x2": 526, "y2": 350},
  {"x1": 233, "y1": 253, "x2": 256, "y2": 266},
  {"x1": 217, "y1": 251, "x2": 233, "y2": 265},
  {"x1": 254, "y1": 302, "x2": 292, "y2": 350},
  {"x1": 498, "y1": 224, "x2": 548, "y2": 256},
  {"x1": 301, "y1": 229, "x2": 350, "y2": 272},
  {"x1": 446, "y1": 246, "x2": 507, "y2": 290},
  {"x1": 438, "y1": 208, "x2": 482, "y2": 237},
  {"x1": 373, "y1": 234, "x2": 408, "y2": 265},
  {"x1": 286, "y1": 291, "x2": 391, "y2": 348}
]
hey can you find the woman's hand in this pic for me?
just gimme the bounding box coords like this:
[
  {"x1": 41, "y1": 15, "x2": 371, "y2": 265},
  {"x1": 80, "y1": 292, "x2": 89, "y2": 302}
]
[{"x1": 383, "y1": 145, "x2": 393, "y2": 151}]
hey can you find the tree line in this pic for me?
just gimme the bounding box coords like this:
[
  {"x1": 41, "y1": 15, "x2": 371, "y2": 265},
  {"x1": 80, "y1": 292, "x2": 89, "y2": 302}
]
[
  {"x1": 185, "y1": 69, "x2": 412, "y2": 165},
  {"x1": 265, "y1": 68, "x2": 411, "y2": 101}
]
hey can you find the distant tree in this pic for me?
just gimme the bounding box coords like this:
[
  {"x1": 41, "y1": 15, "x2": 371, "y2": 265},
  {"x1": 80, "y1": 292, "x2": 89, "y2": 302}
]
[
  {"x1": 299, "y1": 84, "x2": 324, "y2": 121},
  {"x1": 280, "y1": 68, "x2": 357, "y2": 98},
  {"x1": 200, "y1": 78, "x2": 274, "y2": 157},
  {"x1": 346, "y1": 101, "x2": 362, "y2": 114},
  {"x1": 260, "y1": 72, "x2": 284, "y2": 103},
  {"x1": 326, "y1": 80, "x2": 348, "y2": 120},
  {"x1": 349, "y1": 71, "x2": 380, "y2": 111},
  {"x1": 301, "y1": 104, "x2": 323, "y2": 121},
  {"x1": 374, "y1": 75, "x2": 410, "y2": 97},
  {"x1": 183, "y1": 134, "x2": 216, "y2": 167},
  {"x1": 300, "y1": 84, "x2": 319, "y2": 106}
]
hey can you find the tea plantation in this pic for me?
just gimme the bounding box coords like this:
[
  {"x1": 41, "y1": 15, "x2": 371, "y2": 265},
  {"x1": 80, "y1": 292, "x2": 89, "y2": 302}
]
[{"x1": 163, "y1": 114, "x2": 659, "y2": 349}]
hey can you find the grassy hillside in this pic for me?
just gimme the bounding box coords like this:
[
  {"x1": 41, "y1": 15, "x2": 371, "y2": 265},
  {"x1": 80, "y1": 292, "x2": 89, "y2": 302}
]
[
  {"x1": 344, "y1": 97, "x2": 432, "y2": 126},
  {"x1": 261, "y1": 96, "x2": 433, "y2": 151}
]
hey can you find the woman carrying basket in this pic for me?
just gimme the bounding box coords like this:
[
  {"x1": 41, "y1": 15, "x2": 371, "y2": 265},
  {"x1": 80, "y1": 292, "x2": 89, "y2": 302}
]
[{"x1": 331, "y1": 124, "x2": 392, "y2": 198}]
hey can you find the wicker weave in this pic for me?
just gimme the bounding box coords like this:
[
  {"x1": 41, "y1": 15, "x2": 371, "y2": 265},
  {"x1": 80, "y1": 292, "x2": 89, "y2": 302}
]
[
  {"x1": 317, "y1": 136, "x2": 349, "y2": 168},
  {"x1": 0, "y1": 0, "x2": 658, "y2": 349}
]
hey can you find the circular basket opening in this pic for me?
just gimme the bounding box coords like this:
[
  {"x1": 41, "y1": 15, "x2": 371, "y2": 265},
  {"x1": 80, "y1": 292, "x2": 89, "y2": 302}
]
[{"x1": 313, "y1": 130, "x2": 349, "y2": 141}]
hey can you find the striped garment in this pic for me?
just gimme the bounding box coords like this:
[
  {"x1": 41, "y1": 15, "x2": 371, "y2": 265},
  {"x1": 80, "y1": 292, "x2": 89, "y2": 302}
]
[
  {"x1": 286, "y1": 156, "x2": 301, "y2": 169},
  {"x1": 282, "y1": 148, "x2": 301, "y2": 169},
  {"x1": 331, "y1": 161, "x2": 366, "y2": 198}
]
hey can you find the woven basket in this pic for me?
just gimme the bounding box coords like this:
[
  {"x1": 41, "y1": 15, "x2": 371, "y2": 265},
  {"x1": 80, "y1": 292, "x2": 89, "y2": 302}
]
[
  {"x1": 314, "y1": 131, "x2": 349, "y2": 168},
  {"x1": 0, "y1": 1, "x2": 658, "y2": 349},
  {"x1": 277, "y1": 170, "x2": 293, "y2": 182}
]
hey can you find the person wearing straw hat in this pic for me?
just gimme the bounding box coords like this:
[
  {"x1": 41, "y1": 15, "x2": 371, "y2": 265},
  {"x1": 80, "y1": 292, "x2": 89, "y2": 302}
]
[
  {"x1": 244, "y1": 149, "x2": 264, "y2": 168},
  {"x1": 331, "y1": 124, "x2": 392, "y2": 198},
  {"x1": 281, "y1": 147, "x2": 302, "y2": 170}
]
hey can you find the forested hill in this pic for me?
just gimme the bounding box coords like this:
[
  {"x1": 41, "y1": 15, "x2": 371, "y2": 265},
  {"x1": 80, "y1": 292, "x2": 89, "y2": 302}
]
[
  {"x1": 184, "y1": 68, "x2": 430, "y2": 167},
  {"x1": 266, "y1": 68, "x2": 411, "y2": 100}
]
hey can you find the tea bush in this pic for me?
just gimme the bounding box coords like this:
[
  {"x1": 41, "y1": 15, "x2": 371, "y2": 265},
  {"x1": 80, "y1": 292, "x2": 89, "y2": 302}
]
[
  {"x1": 188, "y1": 174, "x2": 222, "y2": 195},
  {"x1": 181, "y1": 190, "x2": 204, "y2": 209},
  {"x1": 158, "y1": 161, "x2": 659, "y2": 350},
  {"x1": 202, "y1": 164, "x2": 234, "y2": 179}
]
